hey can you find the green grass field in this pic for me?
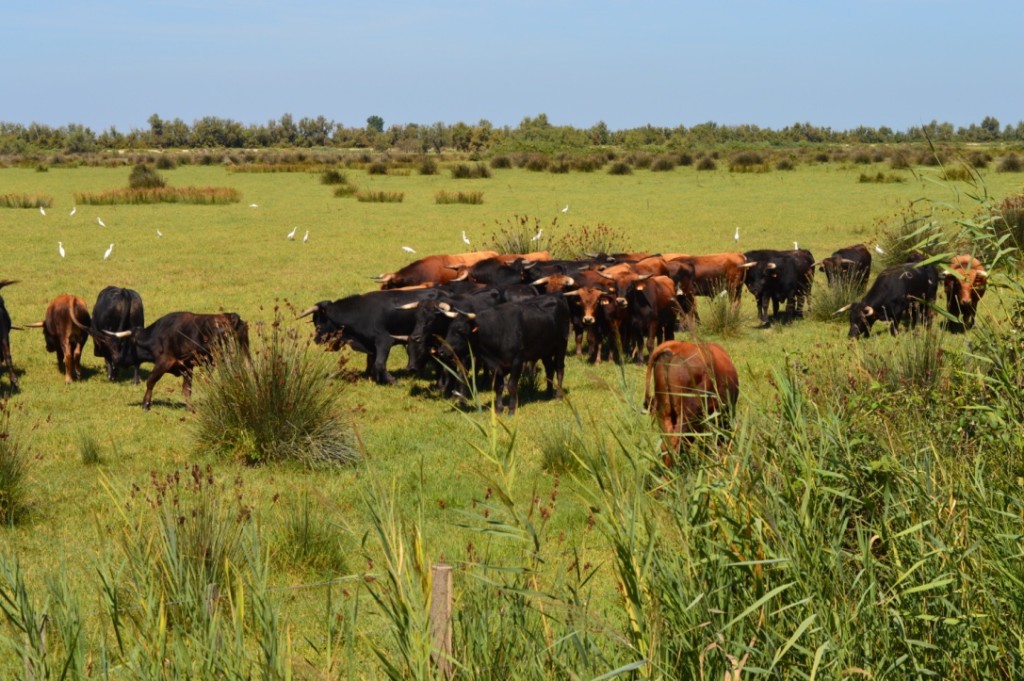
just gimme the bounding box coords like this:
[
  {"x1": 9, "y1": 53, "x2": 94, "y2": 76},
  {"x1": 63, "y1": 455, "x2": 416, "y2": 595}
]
[{"x1": 1, "y1": 157, "x2": 1023, "y2": 677}]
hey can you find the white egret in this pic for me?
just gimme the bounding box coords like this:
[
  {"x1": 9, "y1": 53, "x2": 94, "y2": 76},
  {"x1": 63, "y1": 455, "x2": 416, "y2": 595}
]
[
  {"x1": 303, "y1": 230, "x2": 309, "y2": 243},
  {"x1": 287, "y1": 227, "x2": 297, "y2": 240},
  {"x1": 97, "y1": 217, "x2": 106, "y2": 227},
  {"x1": 875, "y1": 244, "x2": 885, "y2": 255},
  {"x1": 531, "y1": 228, "x2": 543, "y2": 242},
  {"x1": 734, "y1": 227, "x2": 740, "y2": 243},
  {"x1": 402, "y1": 246, "x2": 416, "y2": 254},
  {"x1": 561, "y1": 204, "x2": 569, "y2": 214},
  {"x1": 103, "y1": 243, "x2": 113, "y2": 260},
  {"x1": 69, "y1": 206, "x2": 76, "y2": 217},
  {"x1": 58, "y1": 242, "x2": 65, "y2": 258},
  {"x1": 39, "y1": 206, "x2": 46, "y2": 216},
  {"x1": 249, "y1": 203, "x2": 259, "y2": 208},
  {"x1": 156, "y1": 229, "x2": 163, "y2": 238},
  {"x1": 793, "y1": 241, "x2": 799, "y2": 250},
  {"x1": 462, "y1": 230, "x2": 471, "y2": 246}
]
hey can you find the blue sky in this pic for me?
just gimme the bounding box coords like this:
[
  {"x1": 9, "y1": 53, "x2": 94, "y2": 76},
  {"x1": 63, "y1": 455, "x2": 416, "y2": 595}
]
[{"x1": 5, "y1": 0, "x2": 1021, "y2": 133}]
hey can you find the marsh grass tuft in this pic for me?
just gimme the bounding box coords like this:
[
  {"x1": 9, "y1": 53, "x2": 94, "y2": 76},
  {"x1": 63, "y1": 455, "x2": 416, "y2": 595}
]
[
  {"x1": 0, "y1": 404, "x2": 28, "y2": 525},
  {"x1": 0, "y1": 193, "x2": 53, "y2": 209},
  {"x1": 698, "y1": 288, "x2": 746, "y2": 337},
  {"x1": 74, "y1": 186, "x2": 241, "y2": 205},
  {"x1": 128, "y1": 164, "x2": 166, "y2": 189},
  {"x1": 78, "y1": 430, "x2": 102, "y2": 465},
  {"x1": 356, "y1": 190, "x2": 404, "y2": 203},
  {"x1": 192, "y1": 309, "x2": 359, "y2": 467},
  {"x1": 278, "y1": 492, "x2": 349, "y2": 574},
  {"x1": 807, "y1": 273, "x2": 865, "y2": 322},
  {"x1": 435, "y1": 190, "x2": 484, "y2": 205},
  {"x1": 857, "y1": 325, "x2": 945, "y2": 391}
]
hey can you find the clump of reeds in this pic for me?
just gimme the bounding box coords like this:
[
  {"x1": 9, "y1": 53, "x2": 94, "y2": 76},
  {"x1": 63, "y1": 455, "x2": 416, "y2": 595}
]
[
  {"x1": 74, "y1": 186, "x2": 242, "y2": 205},
  {"x1": 191, "y1": 309, "x2": 359, "y2": 467},
  {"x1": 0, "y1": 403, "x2": 28, "y2": 524},
  {"x1": 356, "y1": 190, "x2": 404, "y2": 203},
  {"x1": 435, "y1": 190, "x2": 483, "y2": 205},
  {"x1": 0, "y1": 194, "x2": 53, "y2": 209}
]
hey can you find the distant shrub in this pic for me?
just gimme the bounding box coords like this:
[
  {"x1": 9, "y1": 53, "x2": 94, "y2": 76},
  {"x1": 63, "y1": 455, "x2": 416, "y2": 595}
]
[
  {"x1": 858, "y1": 172, "x2": 906, "y2": 184},
  {"x1": 0, "y1": 405, "x2": 29, "y2": 525},
  {"x1": 814, "y1": 152, "x2": 830, "y2": 163},
  {"x1": 434, "y1": 190, "x2": 484, "y2": 205},
  {"x1": 548, "y1": 158, "x2": 571, "y2": 174},
  {"x1": 676, "y1": 152, "x2": 694, "y2": 166},
  {"x1": 333, "y1": 184, "x2": 358, "y2": 198},
  {"x1": 728, "y1": 151, "x2": 767, "y2": 172},
  {"x1": 650, "y1": 155, "x2": 676, "y2": 172},
  {"x1": 992, "y1": 194, "x2": 1024, "y2": 255},
  {"x1": 607, "y1": 161, "x2": 633, "y2": 175},
  {"x1": 696, "y1": 157, "x2": 717, "y2": 171},
  {"x1": 193, "y1": 312, "x2": 359, "y2": 467},
  {"x1": 572, "y1": 156, "x2": 603, "y2": 172},
  {"x1": 0, "y1": 194, "x2": 53, "y2": 209},
  {"x1": 775, "y1": 158, "x2": 796, "y2": 171},
  {"x1": 356, "y1": 190, "x2": 404, "y2": 203},
  {"x1": 889, "y1": 153, "x2": 912, "y2": 170},
  {"x1": 128, "y1": 164, "x2": 166, "y2": 190},
  {"x1": 967, "y1": 151, "x2": 991, "y2": 169},
  {"x1": 940, "y1": 165, "x2": 974, "y2": 182},
  {"x1": 489, "y1": 155, "x2": 512, "y2": 169},
  {"x1": 417, "y1": 157, "x2": 438, "y2": 175},
  {"x1": 35, "y1": 164, "x2": 48, "y2": 173},
  {"x1": 367, "y1": 161, "x2": 389, "y2": 175},
  {"x1": 485, "y1": 214, "x2": 555, "y2": 255},
  {"x1": 451, "y1": 163, "x2": 491, "y2": 179},
  {"x1": 916, "y1": 150, "x2": 946, "y2": 167},
  {"x1": 699, "y1": 287, "x2": 745, "y2": 337},
  {"x1": 155, "y1": 155, "x2": 177, "y2": 170},
  {"x1": 320, "y1": 169, "x2": 347, "y2": 185},
  {"x1": 525, "y1": 156, "x2": 549, "y2": 172},
  {"x1": 997, "y1": 153, "x2": 1022, "y2": 172},
  {"x1": 851, "y1": 149, "x2": 873, "y2": 164},
  {"x1": 627, "y1": 152, "x2": 653, "y2": 169}
]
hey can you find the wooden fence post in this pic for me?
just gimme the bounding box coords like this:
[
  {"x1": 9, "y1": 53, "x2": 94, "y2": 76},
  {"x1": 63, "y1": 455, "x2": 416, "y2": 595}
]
[{"x1": 430, "y1": 563, "x2": 453, "y2": 677}]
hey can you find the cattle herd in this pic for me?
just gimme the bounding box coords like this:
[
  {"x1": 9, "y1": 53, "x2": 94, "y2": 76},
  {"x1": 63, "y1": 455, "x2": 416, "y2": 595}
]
[{"x1": 0, "y1": 244, "x2": 988, "y2": 448}]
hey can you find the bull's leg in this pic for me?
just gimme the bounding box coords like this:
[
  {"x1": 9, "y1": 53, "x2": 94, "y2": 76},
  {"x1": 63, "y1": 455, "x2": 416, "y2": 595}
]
[
  {"x1": 506, "y1": 365, "x2": 523, "y2": 415},
  {"x1": 1, "y1": 341, "x2": 17, "y2": 389},
  {"x1": 71, "y1": 341, "x2": 84, "y2": 380},
  {"x1": 364, "y1": 352, "x2": 375, "y2": 378},
  {"x1": 61, "y1": 341, "x2": 74, "y2": 383},
  {"x1": 142, "y1": 363, "x2": 170, "y2": 410},
  {"x1": 373, "y1": 339, "x2": 396, "y2": 384},
  {"x1": 552, "y1": 352, "x2": 566, "y2": 400},
  {"x1": 491, "y1": 368, "x2": 506, "y2": 414},
  {"x1": 182, "y1": 369, "x2": 194, "y2": 410},
  {"x1": 105, "y1": 357, "x2": 116, "y2": 382},
  {"x1": 132, "y1": 365, "x2": 140, "y2": 386}
]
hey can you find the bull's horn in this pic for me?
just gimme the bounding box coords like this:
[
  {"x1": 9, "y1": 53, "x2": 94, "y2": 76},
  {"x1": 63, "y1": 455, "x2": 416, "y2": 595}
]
[
  {"x1": 563, "y1": 290, "x2": 580, "y2": 297},
  {"x1": 863, "y1": 305, "x2": 875, "y2": 317},
  {"x1": 637, "y1": 273, "x2": 653, "y2": 281},
  {"x1": 522, "y1": 260, "x2": 537, "y2": 269},
  {"x1": 396, "y1": 301, "x2": 420, "y2": 310},
  {"x1": 531, "y1": 276, "x2": 550, "y2": 285},
  {"x1": 103, "y1": 329, "x2": 133, "y2": 338},
  {"x1": 453, "y1": 308, "x2": 477, "y2": 320},
  {"x1": 390, "y1": 335, "x2": 410, "y2": 342},
  {"x1": 811, "y1": 259, "x2": 824, "y2": 268},
  {"x1": 597, "y1": 270, "x2": 615, "y2": 280},
  {"x1": 9, "y1": 325, "x2": 24, "y2": 331},
  {"x1": 452, "y1": 270, "x2": 469, "y2": 282},
  {"x1": 441, "y1": 309, "x2": 459, "y2": 319},
  {"x1": 976, "y1": 269, "x2": 989, "y2": 277},
  {"x1": 562, "y1": 276, "x2": 575, "y2": 287},
  {"x1": 738, "y1": 261, "x2": 758, "y2": 269},
  {"x1": 766, "y1": 262, "x2": 777, "y2": 270},
  {"x1": 840, "y1": 258, "x2": 858, "y2": 265},
  {"x1": 296, "y1": 305, "x2": 319, "y2": 319},
  {"x1": 834, "y1": 304, "x2": 853, "y2": 314},
  {"x1": 23, "y1": 322, "x2": 45, "y2": 328},
  {"x1": 437, "y1": 302, "x2": 451, "y2": 312}
]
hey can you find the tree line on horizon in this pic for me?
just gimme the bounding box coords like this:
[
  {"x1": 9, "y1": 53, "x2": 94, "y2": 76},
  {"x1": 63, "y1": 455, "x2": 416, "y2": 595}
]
[{"x1": 2, "y1": 112, "x2": 1022, "y2": 155}]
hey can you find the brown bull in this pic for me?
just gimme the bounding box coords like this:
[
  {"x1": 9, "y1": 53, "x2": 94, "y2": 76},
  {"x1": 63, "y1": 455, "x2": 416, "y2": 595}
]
[
  {"x1": 373, "y1": 250, "x2": 499, "y2": 289},
  {"x1": 944, "y1": 255, "x2": 988, "y2": 330},
  {"x1": 26, "y1": 294, "x2": 92, "y2": 383},
  {"x1": 644, "y1": 340, "x2": 739, "y2": 458},
  {"x1": 664, "y1": 252, "x2": 747, "y2": 305}
]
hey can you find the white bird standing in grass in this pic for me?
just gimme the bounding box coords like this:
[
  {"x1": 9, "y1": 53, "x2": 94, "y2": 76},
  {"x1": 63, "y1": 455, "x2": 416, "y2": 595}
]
[
  {"x1": 97, "y1": 217, "x2": 106, "y2": 227},
  {"x1": 156, "y1": 229, "x2": 163, "y2": 238},
  {"x1": 734, "y1": 227, "x2": 740, "y2": 243},
  {"x1": 462, "y1": 230, "x2": 471, "y2": 246},
  {"x1": 303, "y1": 230, "x2": 309, "y2": 243},
  {"x1": 561, "y1": 204, "x2": 569, "y2": 214},
  {"x1": 58, "y1": 241, "x2": 65, "y2": 258},
  {"x1": 39, "y1": 206, "x2": 46, "y2": 216},
  {"x1": 103, "y1": 243, "x2": 113, "y2": 260},
  {"x1": 287, "y1": 226, "x2": 297, "y2": 240},
  {"x1": 69, "y1": 206, "x2": 76, "y2": 217},
  {"x1": 532, "y1": 227, "x2": 543, "y2": 242},
  {"x1": 793, "y1": 241, "x2": 799, "y2": 250},
  {"x1": 875, "y1": 244, "x2": 885, "y2": 255},
  {"x1": 402, "y1": 246, "x2": 416, "y2": 254}
]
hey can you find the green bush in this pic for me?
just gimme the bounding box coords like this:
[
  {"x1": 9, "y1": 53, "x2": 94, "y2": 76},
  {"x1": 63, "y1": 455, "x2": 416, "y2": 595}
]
[
  {"x1": 997, "y1": 153, "x2": 1022, "y2": 172},
  {"x1": 320, "y1": 169, "x2": 347, "y2": 185},
  {"x1": 650, "y1": 155, "x2": 676, "y2": 172},
  {"x1": 155, "y1": 155, "x2": 177, "y2": 170},
  {"x1": 434, "y1": 190, "x2": 484, "y2": 205},
  {"x1": 128, "y1": 163, "x2": 166, "y2": 189},
  {"x1": 367, "y1": 161, "x2": 389, "y2": 175},
  {"x1": 192, "y1": 312, "x2": 359, "y2": 467},
  {"x1": 489, "y1": 155, "x2": 512, "y2": 169},
  {"x1": 277, "y1": 492, "x2": 349, "y2": 574},
  {"x1": 696, "y1": 156, "x2": 717, "y2": 171},
  {"x1": 451, "y1": 163, "x2": 491, "y2": 179},
  {"x1": 356, "y1": 190, "x2": 404, "y2": 203},
  {"x1": 607, "y1": 161, "x2": 632, "y2": 175},
  {"x1": 417, "y1": 157, "x2": 437, "y2": 175},
  {"x1": 775, "y1": 157, "x2": 796, "y2": 171}
]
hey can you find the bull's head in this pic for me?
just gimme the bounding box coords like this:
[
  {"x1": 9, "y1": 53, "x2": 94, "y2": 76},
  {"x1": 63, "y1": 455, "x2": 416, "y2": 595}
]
[{"x1": 842, "y1": 302, "x2": 876, "y2": 338}]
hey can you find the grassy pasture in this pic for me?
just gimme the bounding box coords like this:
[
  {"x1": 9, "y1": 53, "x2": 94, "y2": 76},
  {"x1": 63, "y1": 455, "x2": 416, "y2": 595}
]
[{"x1": 0, "y1": 158, "x2": 1022, "y2": 676}]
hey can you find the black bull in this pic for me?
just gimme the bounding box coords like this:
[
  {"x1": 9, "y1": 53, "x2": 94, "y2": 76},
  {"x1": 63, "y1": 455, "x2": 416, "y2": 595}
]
[
  {"x1": 104, "y1": 311, "x2": 249, "y2": 410},
  {"x1": 85, "y1": 286, "x2": 145, "y2": 384}
]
